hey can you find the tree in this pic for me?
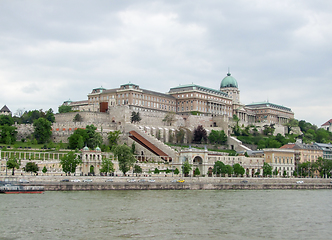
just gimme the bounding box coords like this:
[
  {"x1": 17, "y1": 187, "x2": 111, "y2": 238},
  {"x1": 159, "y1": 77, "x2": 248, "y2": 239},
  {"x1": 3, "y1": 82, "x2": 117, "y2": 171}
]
[
  {"x1": 108, "y1": 130, "x2": 121, "y2": 148},
  {"x1": 208, "y1": 130, "x2": 227, "y2": 145},
  {"x1": 68, "y1": 125, "x2": 102, "y2": 149},
  {"x1": 182, "y1": 161, "x2": 192, "y2": 177},
  {"x1": 133, "y1": 164, "x2": 142, "y2": 174},
  {"x1": 42, "y1": 166, "x2": 48, "y2": 174},
  {"x1": 263, "y1": 124, "x2": 275, "y2": 136},
  {"x1": 232, "y1": 114, "x2": 241, "y2": 136},
  {"x1": 0, "y1": 115, "x2": 14, "y2": 126},
  {"x1": 317, "y1": 157, "x2": 332, "y2": 178},
  {"x1": 162, "y1": 112, "x2": 176, "y2": 126},
  {"x1": 154, "y1": 168, "x2": 160, "y2": 174},
  {"x1": 225, "y1": 165, "x2": 234, "y2": 176},
  {"x1": 68, "y1": 128, "x2": 89, "y2": 149},
  {"x1": 194, "y1": 167, "x2": 200, "y2": 177},
  {"x1": 73, "y1": 113, "x2": 83, "y2": 122},
  {"x1": 262, "y1": 162, "x2": 272, "y2": 177},
  {"x1": 45, "y1": 108, "x2": 55, "y2": 123},
  {"x1": 58, "y1": 105, "x2": 72, "y2": 113},
  {"x1": 60, "y1": 151, "x2": 82, "y2": 174},
  {"x1": 233, "y1": 163, "x2": 245, "y2": 177},
  {"x1": 113, "y1": 144, "x2": 136, "y2": 175},
  {"x1": 0, "y1": 125, "x2": 17, "y2": 144},
  {"x1": 86, "y1": 125, "x2": 102, "y2": 149},
  {"x1": 285, "y1": 118, "x2": 298, "y2": 133},
  {"x1": 24, "y1": 162, "x2": 39, "y2": 174},
  {"x1": 99, "y1": 158, "x2": 115, "y2": 175},
  {"x1": 33, "y1": 118, "x2": 52, "y2": 144},
  {"x1": 131, "y1": 142, "x2": 136, "y2": 154},
  {"x1": 7, "y1": 157, "x2": 20, "y2": 175},
  {"x1": 131, "y1": 111, "x2": 141, "y2": 123},
  {"x1": 174, "y1": 168, "x2": 180, "y2": 175},
  {"x1": 176, "y1": 128, "x2": 186, "y2": 143},
  {"x1": 213, "y1": 161, "x2": 226, "y2": 176},
  {"x1": 193, "y1": 125, "x2": 207, "y2": 143}
]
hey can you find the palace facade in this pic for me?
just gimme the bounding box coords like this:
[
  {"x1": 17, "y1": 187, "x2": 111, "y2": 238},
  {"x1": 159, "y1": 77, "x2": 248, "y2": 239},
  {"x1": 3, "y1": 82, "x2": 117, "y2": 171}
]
[{"x1": 62, "y1": 72, "x2": 294, "y2": 126}]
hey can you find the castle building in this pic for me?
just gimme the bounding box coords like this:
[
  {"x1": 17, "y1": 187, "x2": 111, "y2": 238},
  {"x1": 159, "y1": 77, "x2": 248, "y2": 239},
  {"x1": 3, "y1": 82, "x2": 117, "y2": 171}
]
[{"x1": 62, "y1": 72, "x2": 294, "y2": 126}]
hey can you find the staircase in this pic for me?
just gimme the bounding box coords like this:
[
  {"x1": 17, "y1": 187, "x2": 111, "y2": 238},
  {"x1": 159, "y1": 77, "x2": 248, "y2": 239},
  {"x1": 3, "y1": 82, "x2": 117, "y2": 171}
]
[{"x1": 124, "y1": 123, "x2": 178, "y2": 161}]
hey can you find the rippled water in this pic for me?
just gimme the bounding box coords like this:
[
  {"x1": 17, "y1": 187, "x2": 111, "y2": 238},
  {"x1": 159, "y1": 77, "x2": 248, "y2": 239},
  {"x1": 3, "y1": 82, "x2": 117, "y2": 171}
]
[{"x1": 1, "y1": 190, "x2": 332, "y2": 240}]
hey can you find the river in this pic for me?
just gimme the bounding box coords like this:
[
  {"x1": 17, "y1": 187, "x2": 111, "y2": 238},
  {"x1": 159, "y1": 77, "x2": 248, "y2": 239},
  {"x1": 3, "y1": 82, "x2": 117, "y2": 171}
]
[{"x1": 1, "y1": 190, "x2": 332, "y2": 240}]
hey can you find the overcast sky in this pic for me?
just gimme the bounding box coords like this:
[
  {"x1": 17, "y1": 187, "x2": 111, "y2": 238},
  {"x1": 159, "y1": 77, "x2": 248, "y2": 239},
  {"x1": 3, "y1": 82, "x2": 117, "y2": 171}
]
[{"x1": 0, "y1": 0, "x2": 331, "y2": 126}]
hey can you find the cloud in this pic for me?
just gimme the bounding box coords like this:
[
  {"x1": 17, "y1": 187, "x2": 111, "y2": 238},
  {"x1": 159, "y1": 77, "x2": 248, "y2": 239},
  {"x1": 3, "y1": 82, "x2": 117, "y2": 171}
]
[{"x1": 0, "y1": 0, "x2": 331, "y2": 126}]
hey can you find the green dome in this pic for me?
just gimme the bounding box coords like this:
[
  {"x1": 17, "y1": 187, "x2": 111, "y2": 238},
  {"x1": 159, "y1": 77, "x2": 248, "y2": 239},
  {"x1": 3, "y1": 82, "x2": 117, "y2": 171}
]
[
  {"x1": 220, "y1": 73, "x2": 238, "y2": 88},
  {"x1": 83, "y1": 146, "x2": 89, "y2": 151}
]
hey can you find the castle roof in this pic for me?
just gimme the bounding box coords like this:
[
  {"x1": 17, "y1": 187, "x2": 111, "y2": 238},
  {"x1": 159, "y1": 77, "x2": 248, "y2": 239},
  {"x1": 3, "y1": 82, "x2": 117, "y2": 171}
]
[
  {"x1": 0, "y1": 105, "x2": 11, "y2": 113},
  {"x1": 321, "y1": 119, "x2": 332, "y2": 126},
  {"x1": 169, "y1": 84, "x2": 229, "y2": 97},
  {"x1": 245, "y1": 101, "x2": 292, "y2": 112},
  {"x1": 220, "y1": 72, "x2": 238, "y2": 88}
]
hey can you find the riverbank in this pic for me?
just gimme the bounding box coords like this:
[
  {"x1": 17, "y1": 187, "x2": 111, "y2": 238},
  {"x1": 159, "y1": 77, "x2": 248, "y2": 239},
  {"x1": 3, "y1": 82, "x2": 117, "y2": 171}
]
[{"x1": 3, "y1": 175, "x2": 332, "y2": 191}]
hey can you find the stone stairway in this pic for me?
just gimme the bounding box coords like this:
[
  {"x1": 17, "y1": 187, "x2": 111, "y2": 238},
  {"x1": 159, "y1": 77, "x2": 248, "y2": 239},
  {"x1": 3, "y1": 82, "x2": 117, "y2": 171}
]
[{"x1": 124, "y1": 123, "x2": 178, "y2": 159}]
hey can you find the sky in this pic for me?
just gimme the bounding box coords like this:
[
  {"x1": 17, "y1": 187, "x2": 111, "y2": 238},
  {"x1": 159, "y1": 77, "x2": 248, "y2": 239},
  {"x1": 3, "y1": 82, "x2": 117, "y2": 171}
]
[{"x1": 0, "y1": 0, "x2": 331, "y2": 126}]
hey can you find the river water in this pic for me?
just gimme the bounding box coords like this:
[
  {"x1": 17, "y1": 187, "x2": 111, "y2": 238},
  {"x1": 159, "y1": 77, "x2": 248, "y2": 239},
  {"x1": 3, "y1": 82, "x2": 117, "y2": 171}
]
[{"x1": 1, "y1": 190, "x2": 332, "y2": 240}]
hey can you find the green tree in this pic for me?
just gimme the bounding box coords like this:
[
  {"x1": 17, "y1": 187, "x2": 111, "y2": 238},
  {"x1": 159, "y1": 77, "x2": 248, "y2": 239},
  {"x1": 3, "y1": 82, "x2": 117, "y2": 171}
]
[
  {"x1": 58, "y1": 105, "x2": 72, "y2": 113},
  {"x1": 174, "y1": 168, "x2": 180, "y2": 175},
  {"x1": 108, "y1": 130, "x2": 121, "y2": 148},
  {"x1": 131, "y1": 111, "x2": 141, "y2": 123},
  {"x1": 232, "y1": 114, "x2": 241, "y2": 136},
  {"x1": 42, "y1": 166, "x2": 48, "y2": 174},
  {"x1": 73, "y1": 113, "x2": 83, "y2": 122},
  {"x1": 194, "y1": 167, "x2": 200, "y2": 177},
  {"x1": 0, "y1": 115, "x2": 14, "y2": 126},
  {"x1": 33, "y1": 118, "x2": 52, "y2": 144},
  {"x1": 262, "y1": 162, "x2": 272, "y2": 177},
  {"x1": 225, "y1": 165, "x2": 234, "y2": 176},
  {"x1": 68, "y1": 128, "x2": 89, "y2": 149},
  {"x1": 99, "y1": 158, "x2": 115, "y2": 175},
  {"x1": 7, "y1": 157, "x2": 20, "y2": 175},
  {"x1": 60, "y1": 151, "x2": 82, "y2": 174},
  {"x1": 182, "y1": 161, "x2": 192, "y2": 177},
  {"x1": 162, "y1": 112, "x2": 176, "y2": 126},
  {"x1": 273, "y1": 168, "x2": 279, "y2": 176},
  {"x1": 113, "y1": 144, "x2": 136, "y2": 175},
  {"x1": 24, "y1": 162, "x2": 39, "y2": 174},
  {"x1": 133, "y1": 164, "x2": 142, "y2": 174},
  {"x1": 193, "y1": 125, "x2": 207, "y2": 143},
  {"x1": 77, "y1": 136, "x2": 84, "y2": 149},
  {"x1": 213, "y1": 161, "x2": 226, "y2": 176},
  {"x1": 285, "y1": 118, "x2": 298, "y2": 133},
  {"x1": 86, "y1": 125, "x2": 102, "y2": 149},
  {"x1": 68, "y1": 125, "x2": 102, "y2": 149},
  {"x1": 176, "y1": 128, "x2": 186, "y2": 143},
  {"x1": 131, "y1": 142, "x2": 136, "y2": 154},
  {"x1": 154, "y1": 168, "x2": 160, "y2": 174},
  {"x1": 263, "y1": 124, "x2": 275, "y2": 136},
  {"x1": 317, "y1": 157, "x2": 332, "y2": 177},
  {"x1": 0, "y1": 125, "x2": 17, "y2": 144},
  {"x1": 208, "y1": 130, "x2": 227, "y2": 145},
  {"x1": 233, "y1": 163, "x2": 245, "y2": 177},
  {"x1": 45, "y1": 108, "x2": 55, "y2": 123}
]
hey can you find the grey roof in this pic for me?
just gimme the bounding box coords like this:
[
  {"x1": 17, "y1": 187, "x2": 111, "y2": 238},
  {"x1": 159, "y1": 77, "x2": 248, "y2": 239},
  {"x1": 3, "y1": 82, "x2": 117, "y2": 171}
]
[
  {"x1": 0, "y1": 105, "x2": 10, "y2": 113},
  {"x1": 245, "y1": 101, "x2": 292, "y2": 112},
  {"x1": 169, "y1": 84, "x2": 229, "y2": 97}
]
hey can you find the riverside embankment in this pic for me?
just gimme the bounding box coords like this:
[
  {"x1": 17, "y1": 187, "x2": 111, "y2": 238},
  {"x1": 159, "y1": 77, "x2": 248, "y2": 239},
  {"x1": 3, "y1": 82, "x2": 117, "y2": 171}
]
[{"x1": 5, "y1": 176, "x2": 332, "y2": 191}]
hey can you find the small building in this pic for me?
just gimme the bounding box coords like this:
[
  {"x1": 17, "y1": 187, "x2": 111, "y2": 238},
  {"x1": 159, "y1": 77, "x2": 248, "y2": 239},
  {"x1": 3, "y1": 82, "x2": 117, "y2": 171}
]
[
  {"x1": 321, "y1": 119, "x2": 332, "y2": 132},
  {"x1": 263, "y1": 148, "x2": 295, "y2": 177},
  {"x1": 0, "y1": 105, "x2": 11, "y2": 116},
  {"x1": 314, "y1": 143, "x2": 332, "y2": 160}
]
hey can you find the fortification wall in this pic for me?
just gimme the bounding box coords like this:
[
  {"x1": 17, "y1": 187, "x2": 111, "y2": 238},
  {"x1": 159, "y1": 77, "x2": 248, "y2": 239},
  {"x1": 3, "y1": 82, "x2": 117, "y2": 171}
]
[{"x1": 55, "y1": 112, "x2": 110, "y2": 123}]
